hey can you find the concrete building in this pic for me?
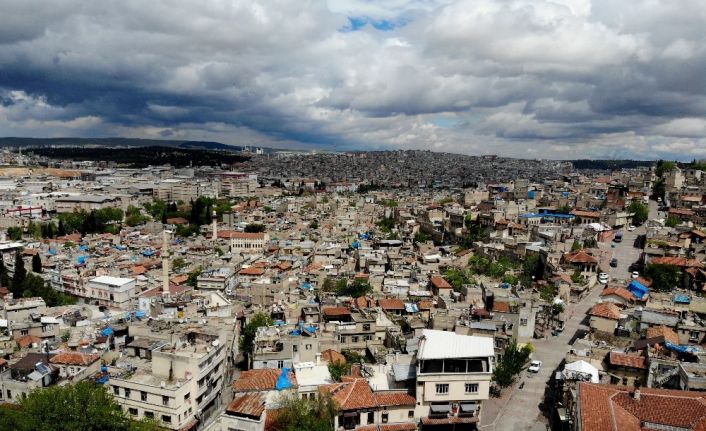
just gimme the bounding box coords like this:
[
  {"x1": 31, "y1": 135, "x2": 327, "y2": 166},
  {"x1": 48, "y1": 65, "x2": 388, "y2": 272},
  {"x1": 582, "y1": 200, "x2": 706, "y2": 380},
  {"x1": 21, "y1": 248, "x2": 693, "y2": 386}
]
[{"x1": 84, "y1": 276, "x2": 137, "y2": 309}]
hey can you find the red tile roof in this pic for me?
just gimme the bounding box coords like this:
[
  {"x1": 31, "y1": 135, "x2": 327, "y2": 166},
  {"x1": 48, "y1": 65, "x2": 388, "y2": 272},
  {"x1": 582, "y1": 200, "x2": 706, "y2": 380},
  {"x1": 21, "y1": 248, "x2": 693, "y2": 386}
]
[
  {"x1": 226, "y1": 392, "x2": 266, "y2": 419},
  {"x1": 646, "y1": 326, "x2": 680, "y2": 345},
  {"x1": 233, "y1": 369, "x2": 297, "y2": 392},
  {"x1": 322, "y1": 307, "x2": 351, "y2": 317},
  {"x1": 600, "y1": 287, "x2": 636, "y2": 303},
  {"x1": 578, "y1": 382, "x2": 706, "y2": 431},
  {"x1": 50, "y1": 352, "x2": 101, "y2": 366},
  {"x1": 609, "y1": 351, "x2": 647, "y2": 369},
  {"x1": 589, "y1": 302, "x2": 622, "y2": 320},
  {"x1": 493, "y1": 301, "x2": 511, "y2": 313},
  {"x1": 572, "y1": 210, "x2": 601, "y2": 218},
  {"x1": 378, "y1": 298, "x2": 405, "y2": 310},
  {"x1": 430, "y1": 276, "x2": 452, "y2": 290},
  {"x1": 321, "y1": 349, "x2": 346, "y2": 365},
  {"x1": 357, "y1": 424, "x2": 417, "y2": 431},
  {"x1": 563, "y1": 250, "x2": 599, "y2": 264},
  {"x1": 323, "y1": 378, "x2": 377, "y2": 411},
  {"x1": 16, "y1": 335, "x2": 41, "y2": 349},
  {"x1": 239, "y1": 267, "x2": 265, "y2": 276},
  {"x1": 651, "y1": 257, "x2": 704, "y2": 268},
  {"x1": 373, "y1": 392, "x2": 416, "y2": 407},
  {"x1": 418, "y1": 300, "x2": 433, "y2": 310}
]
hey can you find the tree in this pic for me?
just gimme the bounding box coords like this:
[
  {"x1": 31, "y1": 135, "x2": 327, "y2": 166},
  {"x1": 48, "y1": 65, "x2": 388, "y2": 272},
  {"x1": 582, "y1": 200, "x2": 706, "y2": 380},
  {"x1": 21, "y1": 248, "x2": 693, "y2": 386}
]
[
  {"x1": 269, "y1": 392, "x2": 338, "y2": 431},
  {"x1": 244, "y1": 223, "x2": 266, "y2": 233},
  {"x1": 172, "y1": 257, "x2": 187, "y2": 271},
  {"x1": 665, "y1": 216, "x2": 680, "y2": 227},
  {"x1": 321, "y1": 277, "x2": 336, "y2": 292},
  {"x1": 31, "y1": 254, "x2": 42, "y2": 273},
  {"x1": 0, "y1": 381, "x2": 159, "y2": 431},
  {"x1": 628, "y1": 201, "x2": 649, "y2": 226},
  {"x1": 7, "y1": 226, "x2": 22, "y2": 241},
  {"x1": 493, "y1": 339, "x2": 532, "y2": 388},
  {"x1": 556, "y1": 204, "x2": 571, "y2": 214},
  {"x1": 644, "y1": 263, "x2": 681, "y2": 291},
  {"x1": 336, "y1": 279, "x2": 372, "y2": 298},
  {"x1": 11, "y1": 251, "x2": 26, "y2": 295},
  {"x1": 414, "y1": 232, "x2": 431, "y2": 243},
  {"x1": 239, "y1": 313, "x2": 274, "y2": 358},
  {"x1": 571, "y1": 240, "x2": 581, "y2": 251},
  {"x1": 520, "y1": 254, "x2": 543, "y2": 287},
  {"x1": 328, "y1": 361, "x2": 349, "y2": 382},
  {"x1": 186, "y1": 267, "x2": 202, "y2": 287},
  {"x1": 0, "y1": 258, "x2": 9, "y2": 289}
]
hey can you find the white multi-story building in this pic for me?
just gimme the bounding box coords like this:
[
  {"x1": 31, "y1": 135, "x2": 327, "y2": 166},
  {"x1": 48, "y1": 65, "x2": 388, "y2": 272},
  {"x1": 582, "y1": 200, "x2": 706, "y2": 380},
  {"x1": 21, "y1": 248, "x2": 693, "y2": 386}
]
[
  {"x1": 414, "y1": 329, "x2": 495, "y2": 429},
  {"x1": 109, "y1": 327, "x2": 228, "y2": 430},
  {"x1": 84, "y1": 276, "x2": 137, "y2": 309},
  {"x1": 217, "y1": 231, "x2": 269, "y2": 255},
  {"x1": 220, "y1": 172, "x2": 258, "y2": 197}
]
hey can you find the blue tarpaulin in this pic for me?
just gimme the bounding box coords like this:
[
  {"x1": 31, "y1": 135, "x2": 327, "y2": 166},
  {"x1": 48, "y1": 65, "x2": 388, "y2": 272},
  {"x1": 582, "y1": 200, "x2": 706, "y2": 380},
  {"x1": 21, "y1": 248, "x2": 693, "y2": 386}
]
[
  {"x1": 301, "y1": 282, "x2": 313, "y2": 290},
  {"x1": 48, "y1": 248, "x2": 57, "y2": 255},
  {"x1": 142, "y1": 249, "x2": 155, "y2": 257},
  {"x1": 276, "y1": 368, "x2": 294, "y2": 390},
  {"x1": 674, "y1": 294, "x2": 691, "y2": 304},
  {"x1": 665, "y1": 341, "x2": 701, "y2": 354},
  {"x1": 358, "y1": 233, "x2": 369, "y2": 240},
  {"x1": 527, "y1": 191, "x2": 536, "y2": 199},
  {"x1": 76, "y1": 255, "x2": 87, "y2": 265},
  {"x1": 79, "y1": 245, "x2": 89, "y2": 251},
  {"x1": 562, "y1": 191, "x2": 570, "y2": 197},
  {"x1": 273, "y1": 320, "x2": 286, "y2": 326},
  {"x1": 352, "y1": 241, "x2": 361, "y2": 249},
  {"x1": 628, "y1": 280, "x2": 649, "y2": 299},
  {"x1": 290, "y1": 329, "x2": 302, "y2": 336},
  {"x1": 114, "y1": 245, "x2": 126, "y2": 250},
  {"x1": 101, "y1": 327, "x2": 114, "y2": 336}
]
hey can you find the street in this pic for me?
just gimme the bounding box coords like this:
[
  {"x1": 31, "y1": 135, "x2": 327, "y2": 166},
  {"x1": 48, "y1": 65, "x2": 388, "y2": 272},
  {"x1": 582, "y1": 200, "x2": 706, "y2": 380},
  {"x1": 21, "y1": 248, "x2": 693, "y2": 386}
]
[{"x1": 482, "y1": 202, "x2": 656, "y2": 430}]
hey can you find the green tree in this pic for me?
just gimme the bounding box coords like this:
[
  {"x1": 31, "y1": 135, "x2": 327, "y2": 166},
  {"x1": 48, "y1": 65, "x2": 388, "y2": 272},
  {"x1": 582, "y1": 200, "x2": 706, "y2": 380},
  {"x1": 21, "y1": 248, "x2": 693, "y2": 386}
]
[
  {"x1": 493, "y1": 339, "x2": 532, "y2": 388},
  {"x1": 328, "y1": 361, "x2": 349, "y2": 382},
  {"x1": 11, "y1": 251, "x2": 26, "y2": 295},
  {"x1": 269, "y1": 392, "x2": 338, "y2": 431},
  {"x1": 0, "y1": 258, "x2": 9, "y2": 289},
  {"x1": 321, "y1": 277, "x2": 336, "y2": 292},
  {"x1": 244, "y1": 223, "x2": 266, "y2": 233},
  {"x1": 31, "y1": 254, "x2": 42, "y2": 273},
  {"x1": 414, "y1": 231, "x2": 431, "y2": 243},
  {"x1": 172, "y1": 257, "x2": 187, "y2": 271},
  {"x1": 336, "y1": 279, "x2": 372, "y2": 297},
  {"x1": 571, "y1": 240, "x2": 581, "y2": 251},
  {"x1": 7, "y1": 226, "x2": 22, "y2": 241},
  {"x1": 655, "y1": 160, "x2": 676, "y2": 178},
  {"x1": 443, "y1": 268, "x2": 470, "y2": 291},
  {"x1": 186, "y1": 266, "x2": 202, "y2": 287},
  {"x1": 628, "y1": 201, "x2": 649, "y2": 226},
  {"x1": 0, "y1": 381, "x2": 160, "y2": 431},
  {"x1": 665, "y1": 216, "x2": 680, "y2": 227},
  {"x1": 644, "y1": 263, "x2": 681, "y2": 291},
  {"x1": 556, "y1": 204, "x2": 571, "y2": 214},
  {"x1": 520, "y1": 254, "x2": 543, "y2": 287},
  {"x1": 239, "y1": 313, "x2": 274, "y2": 357}
]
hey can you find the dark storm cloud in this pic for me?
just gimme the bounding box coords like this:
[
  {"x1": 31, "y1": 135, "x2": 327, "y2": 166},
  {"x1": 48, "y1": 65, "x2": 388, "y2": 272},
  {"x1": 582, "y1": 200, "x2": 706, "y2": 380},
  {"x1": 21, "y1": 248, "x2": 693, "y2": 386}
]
[{"x1": 0, "y1": 0, "x2": 704, "y2": 159}]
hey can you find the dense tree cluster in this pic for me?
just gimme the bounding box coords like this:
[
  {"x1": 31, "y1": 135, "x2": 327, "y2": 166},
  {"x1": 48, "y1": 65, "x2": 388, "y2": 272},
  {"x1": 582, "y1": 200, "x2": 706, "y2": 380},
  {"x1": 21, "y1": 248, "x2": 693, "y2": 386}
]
[{"x1": 493, "y1": 339, "x2": 533, "y2": 388}]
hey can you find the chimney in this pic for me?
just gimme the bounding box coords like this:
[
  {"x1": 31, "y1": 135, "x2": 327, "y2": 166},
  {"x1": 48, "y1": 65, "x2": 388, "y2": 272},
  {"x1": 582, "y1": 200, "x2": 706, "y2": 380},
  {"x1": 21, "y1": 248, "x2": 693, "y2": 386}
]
[
  {"x1": 162, "y1": 230, "x2": 170, "y2": 295},
  {"x1": 633, "y1": 388, "x2": 641, "y2": 401},
  {"x1": 212, "y1": 210, "x2": 218, "y2": 241}
]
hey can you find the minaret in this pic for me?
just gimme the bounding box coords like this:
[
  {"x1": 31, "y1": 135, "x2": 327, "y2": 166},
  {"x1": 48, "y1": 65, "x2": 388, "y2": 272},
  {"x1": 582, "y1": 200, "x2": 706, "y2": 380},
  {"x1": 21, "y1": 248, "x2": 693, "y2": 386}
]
[
  {"x1": 212, "y1": 210, "x2": 218, "y2": 241},
  {"x1": 162, "y1": 229, "x2": 171, "y2": 295}
]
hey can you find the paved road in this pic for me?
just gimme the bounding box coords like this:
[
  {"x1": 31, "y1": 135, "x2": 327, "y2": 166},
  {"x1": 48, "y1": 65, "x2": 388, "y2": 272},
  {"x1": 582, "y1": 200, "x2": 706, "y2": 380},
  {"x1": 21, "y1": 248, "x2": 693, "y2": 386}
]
[{"x1": 484, "y1": 205, "x2": 656, "y2": 431}]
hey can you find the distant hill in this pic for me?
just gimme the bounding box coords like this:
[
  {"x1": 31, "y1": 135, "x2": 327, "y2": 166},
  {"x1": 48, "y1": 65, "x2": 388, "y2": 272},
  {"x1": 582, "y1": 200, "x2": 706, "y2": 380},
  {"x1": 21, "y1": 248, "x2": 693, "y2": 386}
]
[
  {"x1": 569, "y1": 159, "x2": 655, "y2": 170},
  {"x1": 0, "y1": 137, "x2": 239, "y2": 151},
  {"x1": 28, "y1": 146, "x2": 250, "y2": 168}
]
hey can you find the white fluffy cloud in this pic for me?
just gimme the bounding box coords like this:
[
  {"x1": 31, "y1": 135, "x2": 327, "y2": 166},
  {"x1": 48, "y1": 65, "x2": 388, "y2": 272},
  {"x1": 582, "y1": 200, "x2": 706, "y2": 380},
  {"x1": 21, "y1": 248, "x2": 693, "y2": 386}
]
[{"x1": 0, "y1": 0, "x2": 704, "y2": 159}]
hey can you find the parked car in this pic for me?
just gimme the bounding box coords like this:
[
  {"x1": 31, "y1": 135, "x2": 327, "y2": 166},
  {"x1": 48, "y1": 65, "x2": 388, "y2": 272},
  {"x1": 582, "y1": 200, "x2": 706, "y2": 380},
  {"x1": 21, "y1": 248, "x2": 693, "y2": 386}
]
[
  {"x1": 528, "y1": 360, "x2": 542, "y2": 373},
  {"x1": 627, "y1": 225, "x2": 636, "y2": 231},
  {"x1": 610, "y1": 258, "x2": 618, "y2": 267}
]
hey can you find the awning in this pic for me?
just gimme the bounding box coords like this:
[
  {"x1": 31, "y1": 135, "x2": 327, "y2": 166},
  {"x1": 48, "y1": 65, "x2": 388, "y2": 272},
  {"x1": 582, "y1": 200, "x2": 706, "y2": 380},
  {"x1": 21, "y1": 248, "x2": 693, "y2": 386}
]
[{"x1": 430, "y1": 404, "x2": 451, "y2": 413}]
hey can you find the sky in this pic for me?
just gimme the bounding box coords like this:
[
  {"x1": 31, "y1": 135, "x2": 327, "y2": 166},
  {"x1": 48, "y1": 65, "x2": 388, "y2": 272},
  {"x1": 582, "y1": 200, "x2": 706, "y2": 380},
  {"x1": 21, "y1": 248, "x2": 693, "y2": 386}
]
[{"x1": 0, "y1": 0, "x2": 705, "y2": 160}]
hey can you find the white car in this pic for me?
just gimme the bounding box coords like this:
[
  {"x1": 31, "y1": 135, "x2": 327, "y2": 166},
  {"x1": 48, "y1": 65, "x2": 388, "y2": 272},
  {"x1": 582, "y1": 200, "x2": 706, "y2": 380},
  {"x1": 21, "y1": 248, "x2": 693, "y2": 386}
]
[
  {"x1": 598, "y1": 273, "x2": 609, "y2": 284},
  {"x1": 528, "y1": 360, "x2": 542, "y2": 373},
  {"x1": 631, "y1": 271, "x2": 640, "y2": 279},
  {"x1": 627, "y1": 225, "x2": 636, "y2": 231}
]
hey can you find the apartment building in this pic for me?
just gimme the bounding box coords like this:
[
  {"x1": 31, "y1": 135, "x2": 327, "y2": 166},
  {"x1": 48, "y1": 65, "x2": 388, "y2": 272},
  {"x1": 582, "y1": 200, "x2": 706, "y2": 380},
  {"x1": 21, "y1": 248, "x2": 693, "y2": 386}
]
[
  {"x1": 414, "y1": 330, "x2": 494, "y2": 429},
  {"x1": 109, "y1": 327, "x2": 227, "y2": 430},
  {"x1": 217, "y1": 231, "x2": 269, "y2": 254},
  {"x1": 54, "y1": 194, "x2": 120, "y2": 213},
  {"x1": 82, "y1": 276, "x2": 137, "y2": 309},
  {"x1": 220, "y1": 172, "x2": 258, "y2": 197}
]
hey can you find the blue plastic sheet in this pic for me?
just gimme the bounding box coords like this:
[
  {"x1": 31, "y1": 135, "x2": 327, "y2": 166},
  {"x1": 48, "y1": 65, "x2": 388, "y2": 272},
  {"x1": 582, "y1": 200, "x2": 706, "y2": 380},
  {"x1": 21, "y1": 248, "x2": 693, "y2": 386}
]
[
  {"x1": 628, "y1": 280, "x2": 649, "y2": 300},
  {"x1": 276, "y1": 368, "x2": 294, "y2": 390},
  {"x1": 101, "y1": 327, "x2": 114, "y2": 336}
]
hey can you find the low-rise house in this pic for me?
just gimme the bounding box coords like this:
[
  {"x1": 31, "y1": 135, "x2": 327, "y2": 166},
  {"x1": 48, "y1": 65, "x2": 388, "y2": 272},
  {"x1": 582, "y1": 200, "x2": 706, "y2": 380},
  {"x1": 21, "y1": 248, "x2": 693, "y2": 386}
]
[
  {"x1": 606, "y1": 351, "x2": 647, "y2": 387},
  {"x1": 589, "y1": 303, "x2": 622, "y2": 334}
]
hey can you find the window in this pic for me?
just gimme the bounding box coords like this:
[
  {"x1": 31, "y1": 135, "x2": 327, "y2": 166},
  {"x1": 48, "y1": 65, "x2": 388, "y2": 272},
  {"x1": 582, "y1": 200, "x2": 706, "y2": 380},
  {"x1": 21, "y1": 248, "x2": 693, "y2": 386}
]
[
  {"x1": 340, "y1": 336, "x2": 346, "y2": 343},
  {"x1": 162, "y1": 415, "x2": 172, "y2": 423},
  {"x1": 436, "y1": 384, "x2": 449, "y2": 394},
  {"x1": 363, "y1": 324, "x2": 370, "y2": 331},
  {"x1": 144, "y1": 412, "x2": 154, "y2": 419},
  {"x1": 352, "y1": 336, "x2": 359, "y2": 343},
  {"x1": 305, "y1": 344, "x2": 312, "y2": 350},
  {"x1": 277, "y1": 360, "x2": 285, "y2": 369},
  {"x1": 6, "y1": 390, "x2": 11, "y2": 400},
  {"x1": 690, "y1": 331, "x2": 700, "y2": 341},
  {"x1": 367, "y1": 412, "x2": 374, "y2": 424},
  {"x1": 520, "y1": 318, "x2": 528, "y2": 326},
  {"x1": 408, "y1": 410, "x2": 414, "y2": 418},
  {"x1": 20, "y1": 330, "x2": 28, "y2": 336},
  {"x1": 465, "y1": 383, "x2": 479, "y2": 394},
  {"x1": 141, "y1": 391, "x2": 147, "y2": 401},
  {"x1": 162, "y1": 396, "x2": 170, "y2": 406},
  {"x1": 293, "y1": 345, "x2": 298, "y2": 353},
  {"x1": 124, "y1": 388, "x2": 131, "y2": 398},
  {"x1": 184, "y1": 392, "x2": 191, "y2": 401},
  {"x1": 113, "y1": 386, "x2": 119, "y2": 395},
  {"x1": 382, "y1": 413, "x2": 389, "y2": 423},
  {"x1": 128, "y1": 408, "x2": 138, "y2": 416}
]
